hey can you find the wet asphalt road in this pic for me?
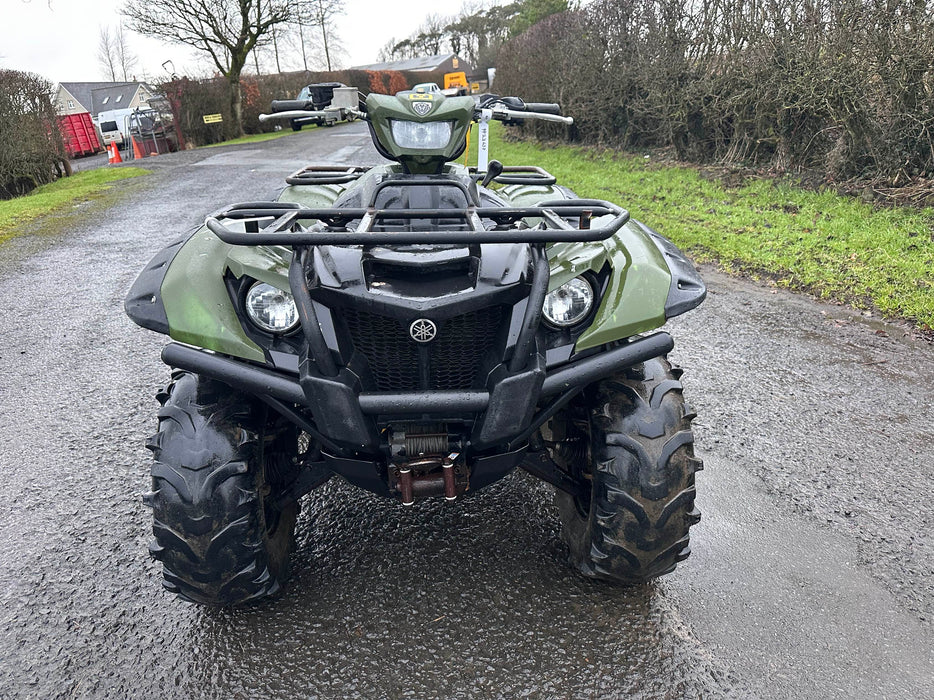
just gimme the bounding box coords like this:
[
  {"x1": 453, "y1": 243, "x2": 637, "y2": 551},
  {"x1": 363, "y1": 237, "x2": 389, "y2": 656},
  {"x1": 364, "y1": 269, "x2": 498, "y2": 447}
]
[{"x1": 0, "y1": 122, "x2": 932, "y2": 699}]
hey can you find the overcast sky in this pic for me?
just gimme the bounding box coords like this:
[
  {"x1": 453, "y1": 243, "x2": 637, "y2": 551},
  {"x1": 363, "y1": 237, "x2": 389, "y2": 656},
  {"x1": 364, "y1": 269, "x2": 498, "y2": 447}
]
[{"x1": 0, "y1": 0, "x2": 444, "y2": 84}]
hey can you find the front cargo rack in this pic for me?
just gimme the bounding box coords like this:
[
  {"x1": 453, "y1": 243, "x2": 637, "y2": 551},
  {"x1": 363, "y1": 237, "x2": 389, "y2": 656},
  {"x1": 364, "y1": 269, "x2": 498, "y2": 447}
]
[
  {"x1": 206, "y1": 177, "x2": 629, "y2": 247},
  {"x1": 285, "y1": 165, "x2": 371, "y2": 186}
]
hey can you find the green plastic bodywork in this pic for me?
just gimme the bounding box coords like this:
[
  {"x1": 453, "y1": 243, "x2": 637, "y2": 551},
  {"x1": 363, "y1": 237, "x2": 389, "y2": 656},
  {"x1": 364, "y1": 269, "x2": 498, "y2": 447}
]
[
  {"x1": 161, "y1": 230, "x2": 286, "y2": 362},
  {"x1": 160, "y1": 183, "x2": 343, "y2": 360},
  {"x1": 159, "y1": 169, "x2": 672, "y2": 360},
  {"x1": 499, "y1": 182, "x2": 670, "y2": 350},
  {"x1": 547, "y1": 224, "x2": 669, "y2": 350}
]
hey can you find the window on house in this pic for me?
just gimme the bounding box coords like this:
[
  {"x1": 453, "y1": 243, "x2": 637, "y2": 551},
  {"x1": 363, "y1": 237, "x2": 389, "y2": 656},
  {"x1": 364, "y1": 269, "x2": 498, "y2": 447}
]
[
  {"x1": 102, "y1": 96, "x2": 109, "y2": 105},
  {"x1": 116, "y1": 95, "x2": 122, "y2": 103}
]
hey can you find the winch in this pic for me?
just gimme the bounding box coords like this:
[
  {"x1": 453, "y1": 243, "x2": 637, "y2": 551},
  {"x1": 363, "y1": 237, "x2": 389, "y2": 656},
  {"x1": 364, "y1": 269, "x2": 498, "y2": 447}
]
[{"x1": 388, "y1": 424, "x2": 469, "y2": 505}]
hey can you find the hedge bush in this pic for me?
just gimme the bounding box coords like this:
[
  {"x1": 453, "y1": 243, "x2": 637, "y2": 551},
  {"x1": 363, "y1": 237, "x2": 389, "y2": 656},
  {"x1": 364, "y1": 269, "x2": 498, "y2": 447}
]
[
  {"x1": 0, "y1": 70, "x2": 67, "y2": 199},
  {"x1": 494, "y1": 0, "x2": 934, "y2": 183}
]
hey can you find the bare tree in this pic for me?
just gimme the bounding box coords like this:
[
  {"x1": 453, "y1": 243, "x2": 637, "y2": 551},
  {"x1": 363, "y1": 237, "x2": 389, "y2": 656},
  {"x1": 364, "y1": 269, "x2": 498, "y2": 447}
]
[
  {"x1": 114, "y1": 23, "x2": 139, "y2": 81},
  {"x1": 283, "y1": 21, "x2": 334, "y2": 72},
  {"x1": 293, "y1": 0, "x2": 345, "y2": 71},
  {"x1": 413, "y1": 14, "x2": 448, "y2": 56},
  {"x1": 270, "y1": 22, "x2": 283, "y2": 73},
  {"x1": 98, "y1": 24, "x2": 139, "y2": 82},
  {"x1": 122, "y1": 0, "x2": 293, "y2": 136},
  {"x1": 296, "y1": 18, "x2": 311, "y2": 70},
  {"x1": 97, "y1": 26, "x2": 118, "y2": 81},
  {"x1": 376, "y1": 37, "x2": 397, "y2": 63}
]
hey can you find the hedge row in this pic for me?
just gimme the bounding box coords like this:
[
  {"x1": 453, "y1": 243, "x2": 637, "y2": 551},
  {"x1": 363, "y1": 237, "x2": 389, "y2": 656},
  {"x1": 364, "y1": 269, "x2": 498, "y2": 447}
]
[
  {"x1": 494, "y1": 0, "x2": 934, "y2": 183},
  {"x1": 163, "y1": 69, "x2": 442, "y2": 146}
]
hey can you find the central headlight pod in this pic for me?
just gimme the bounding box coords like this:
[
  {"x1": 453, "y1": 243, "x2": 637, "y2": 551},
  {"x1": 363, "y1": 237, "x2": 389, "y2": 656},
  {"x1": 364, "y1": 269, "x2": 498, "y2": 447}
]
[
  {"x1": 542, "y1": 276, "x2": 595, "y2": 328},
  {"x1": 245, "y1": 282, "x2": 300, "y2": 334},
  {"x1": 389, "y1": 119, "x2": 454, "y2": 149}
]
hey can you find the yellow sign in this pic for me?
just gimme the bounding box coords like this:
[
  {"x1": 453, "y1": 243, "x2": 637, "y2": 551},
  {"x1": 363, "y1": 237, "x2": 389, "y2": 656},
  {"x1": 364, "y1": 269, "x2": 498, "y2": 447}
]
[
  {"x1": 202, "y1": 114, "x2": 223, "y2": 124},
  {"x1": 408, "y1": 93, "x2": 434, "y2": 100},
  {"x1": 444, "y1": 72, "x2": 467, "y2": 89},
  {"x1": 471, "y1": 82, "x2": 481, "y2": 92}
]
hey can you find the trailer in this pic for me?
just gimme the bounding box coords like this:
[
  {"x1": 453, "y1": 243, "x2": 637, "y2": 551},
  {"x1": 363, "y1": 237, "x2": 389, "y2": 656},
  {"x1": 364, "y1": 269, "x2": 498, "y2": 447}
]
[
  {"x1": 128, "y1": 106, "x2": 179, "y2": 156},
  {"x1": 277, "y1": 84, "x2": 359, "y2": 131},
  {"x1": 58, "y1": 113, "x2": 103, "y2": 158}
]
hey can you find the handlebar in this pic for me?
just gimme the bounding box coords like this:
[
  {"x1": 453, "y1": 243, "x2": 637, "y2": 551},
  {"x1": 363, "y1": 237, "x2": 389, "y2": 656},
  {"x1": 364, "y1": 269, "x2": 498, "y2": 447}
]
[
  {"x1": 271, "y1": 99, "x2": 315, "y2": 113},
  {"x1": 475, "y1": 95, "x2": 572, "y2": 125},
  {"x1": 482, "y1": 106, "x2": 573, "y2": 125},
  {"x1": 260, "y1": 93, "x2": 571, "y2": 126},
  {"x1": 523, "y1": 103, "x2": 561, "y2": 115},
  {"x1": 494, "y1": 108, "x2": 573, "y2": 125},
  {"x1": 258, "y1": 108, "x2": 367, "y2": 123},
  {"x1": 259, "y1": 110, "x2": 328, "y2": 123}
]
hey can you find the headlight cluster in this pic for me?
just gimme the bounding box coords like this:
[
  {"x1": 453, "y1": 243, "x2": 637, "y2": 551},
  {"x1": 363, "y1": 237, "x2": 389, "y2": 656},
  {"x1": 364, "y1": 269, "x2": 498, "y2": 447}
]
[
  {"x1": 245, "y1": 282, "x2": 299, "y2": 333},
  {"x1": 389, "y1": 119, "x2": 453, "y2": 149},
  {"x1": 542, "y1": 277, "x2": 595, "y2": 327},
  {"x1": 244, "y1": 276, "x2": 595, "y2": 336}
]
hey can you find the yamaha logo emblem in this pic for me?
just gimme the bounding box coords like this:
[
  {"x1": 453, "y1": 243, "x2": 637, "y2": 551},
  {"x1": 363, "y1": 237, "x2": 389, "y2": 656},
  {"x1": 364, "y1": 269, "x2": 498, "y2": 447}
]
[
  {"x1": 409, "y1": 318, "x2": 437, "y2": 343},
  {"x1": 412, "y1": 101, "x2": 432, "y2": 116}
]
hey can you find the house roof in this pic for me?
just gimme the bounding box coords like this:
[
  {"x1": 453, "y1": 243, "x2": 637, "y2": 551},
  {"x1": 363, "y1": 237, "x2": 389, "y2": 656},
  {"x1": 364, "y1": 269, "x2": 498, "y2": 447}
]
[
  {"x1": 58, "y1": 81, "x2": 158, "y2": 115},
  {"x1": 90, "y1": 83, "x2": 142, "y2": 114},
  {"x1": 351, "y1": 53, "x2": 465, "y2": 73},
  {"x1": 59, "y1": 82, "x2": 131, "y2": 112}
]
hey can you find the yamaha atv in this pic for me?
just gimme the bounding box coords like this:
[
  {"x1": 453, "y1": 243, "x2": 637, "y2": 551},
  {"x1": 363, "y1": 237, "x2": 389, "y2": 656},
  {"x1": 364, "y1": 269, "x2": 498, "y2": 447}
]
[{"x1": 125, "y1": 90, "x2": 706, "y2": 605}]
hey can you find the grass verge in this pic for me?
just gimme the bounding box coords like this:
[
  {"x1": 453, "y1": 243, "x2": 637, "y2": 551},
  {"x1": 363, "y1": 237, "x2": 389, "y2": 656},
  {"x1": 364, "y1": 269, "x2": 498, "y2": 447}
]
[
  {"x1": 492, "y1": 127, "x2": 934, "y2": 329},
  {"x1": 203, "y1": 129, "x2": 302, "y2": 148},
  {"x1": 0, "y1": 167, "x2": 150, "y2": 245}
]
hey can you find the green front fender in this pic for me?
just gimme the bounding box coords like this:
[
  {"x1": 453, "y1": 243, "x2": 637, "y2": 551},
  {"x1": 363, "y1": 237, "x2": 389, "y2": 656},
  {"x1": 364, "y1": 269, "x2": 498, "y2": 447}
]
[
  {"x1": 501, "y1": 182, "x2": 672, "y2": 350},
  {"x1": 548, "y1": 218, "x2": 671, "y2": 351},
  {"x1": 160, "y1": 182, "x2": 346, "y2": 361},
  {"x1": 160, "y1": 228, "x2": 293, "y2": 363}
]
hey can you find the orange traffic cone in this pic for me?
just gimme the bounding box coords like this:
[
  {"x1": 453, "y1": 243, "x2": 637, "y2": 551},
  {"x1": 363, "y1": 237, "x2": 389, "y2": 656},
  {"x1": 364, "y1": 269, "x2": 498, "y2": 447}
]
[
  {"x1": 111, "y1": 141, "x2": 123, "y2": 164},
  {"x1": 132, "y1": 137, "x2": 144, "y2": 160}
]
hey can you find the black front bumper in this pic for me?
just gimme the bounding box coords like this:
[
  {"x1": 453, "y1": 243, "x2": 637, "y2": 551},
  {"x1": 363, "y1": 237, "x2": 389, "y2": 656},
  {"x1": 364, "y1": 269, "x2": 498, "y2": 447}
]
[{"x1": 162, "y1": 330, "x2": 674, "y2": 452}]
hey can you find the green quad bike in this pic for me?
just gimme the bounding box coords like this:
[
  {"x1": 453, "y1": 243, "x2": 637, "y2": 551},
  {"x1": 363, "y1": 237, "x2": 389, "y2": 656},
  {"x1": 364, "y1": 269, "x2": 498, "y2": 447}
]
[{"x1": 125, "y1": 91, "x2": 706, "y2": 605}]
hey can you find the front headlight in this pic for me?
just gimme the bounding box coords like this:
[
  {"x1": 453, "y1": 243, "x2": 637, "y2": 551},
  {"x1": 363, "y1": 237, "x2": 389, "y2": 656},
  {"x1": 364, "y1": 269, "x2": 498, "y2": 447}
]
[
  {"x1": 543, "y1": 277, "x2": 595, "y2": 327},
  {"x1": 245, "y1": 282, "x2": 300, "y2": 333},
  {"x1": 389, "y1": 119, "x2": 453, "y2": 149}
]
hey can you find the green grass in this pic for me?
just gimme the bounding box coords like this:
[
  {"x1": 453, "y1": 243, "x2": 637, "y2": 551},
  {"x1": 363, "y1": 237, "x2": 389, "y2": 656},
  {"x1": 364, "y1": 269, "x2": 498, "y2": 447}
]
[
  {"x1": 203, "y1": 129, "x2": 301, "y2": 148},
  {"x1": 491, "y1": 127, "x2": 934, "y2": 329},
  {"x1": 0, "y1": 167, "x2": 150, "y2": 245}
]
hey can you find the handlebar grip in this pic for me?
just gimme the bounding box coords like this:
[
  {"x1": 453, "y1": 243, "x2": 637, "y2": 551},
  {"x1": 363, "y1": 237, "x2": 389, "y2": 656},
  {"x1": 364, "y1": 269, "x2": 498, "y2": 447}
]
[
  {"x1": 270, "y1": 99, "x2": 313, "y2": 113},
  {"x1": 523, "y1": 103, "x2": 561, "y2": 116}
]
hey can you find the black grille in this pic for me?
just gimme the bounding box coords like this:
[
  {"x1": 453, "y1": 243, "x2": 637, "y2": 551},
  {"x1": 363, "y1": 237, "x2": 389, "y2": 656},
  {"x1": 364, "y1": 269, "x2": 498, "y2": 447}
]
[
  {"x1": 342, "y1": 307, "x2": 504, "y2": 392},
  {"x1": 430, "y1": 308, "x2": 502, "y2": 389},
  {"x1": 343, "y1": 310, "x2": 419, "y2": 391}
]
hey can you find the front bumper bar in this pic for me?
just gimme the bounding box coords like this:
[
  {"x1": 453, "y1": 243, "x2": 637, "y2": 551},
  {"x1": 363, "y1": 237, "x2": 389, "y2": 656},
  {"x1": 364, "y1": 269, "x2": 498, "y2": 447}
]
[{"x1": 161, "y1": 330, "x2": 674, "y2": 444}]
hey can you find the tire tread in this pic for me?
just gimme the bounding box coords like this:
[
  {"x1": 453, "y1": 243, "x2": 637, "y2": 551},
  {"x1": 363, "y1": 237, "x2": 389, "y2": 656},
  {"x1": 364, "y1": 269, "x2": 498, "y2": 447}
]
[
  {"x1": 556, "y1": 356, "x2": 703, "y2": 584},
  {"x1": 144, "y1": 372, "x2": 296, "y2": 606}
]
